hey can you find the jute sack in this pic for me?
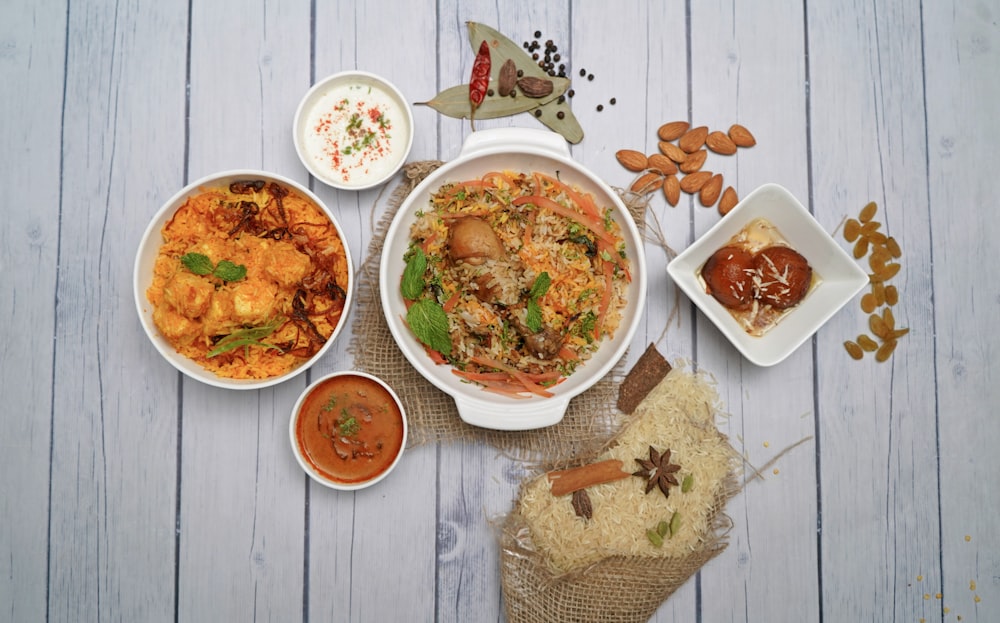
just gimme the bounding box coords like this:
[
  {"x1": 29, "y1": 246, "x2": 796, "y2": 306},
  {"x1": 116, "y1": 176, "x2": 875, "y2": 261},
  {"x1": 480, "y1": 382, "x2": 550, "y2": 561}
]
[{"x1": 500, "y1": 361, "x2": 742, "y2": 623}]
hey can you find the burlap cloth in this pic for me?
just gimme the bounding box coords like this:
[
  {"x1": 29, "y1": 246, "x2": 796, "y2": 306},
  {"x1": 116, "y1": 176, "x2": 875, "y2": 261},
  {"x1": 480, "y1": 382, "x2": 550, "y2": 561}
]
[
  {"x1": 348, "y1": 161, "x2": 663, "y2": 463},
  {"x1": 348, "y1": 162, "x2": 730, "y2": 622}
]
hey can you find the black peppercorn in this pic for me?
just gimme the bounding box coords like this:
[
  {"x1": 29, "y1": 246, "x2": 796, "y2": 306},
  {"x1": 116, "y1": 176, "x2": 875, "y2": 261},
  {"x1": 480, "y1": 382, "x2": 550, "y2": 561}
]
[
  {"x1": 609, "y1": 97, "x2": 617, "y2": 105},
  {"x1": 487, "y1": 88, "x2": 494, "y2": 97},
  {"x1": 557, "y1": 111, "x2": 565, "y2": 119},
  {"x1": 596, "y1": 104, "x2": 604, "y2": 111},
  {"x1": 579, "y1": 68, "x2": 586, "y2": 77},
  {"x1": 587, "y1": 73, "x2": 594, "y2": 81},
  {"x1": 567, "y1": 89, "x2": 575, "y2": 97},
  {"x1": 534, "y1": 30, "x2": 542, "y2": 38},
  {"x1": 534, "y1": 109, "x2": 542, "y2": 117}
]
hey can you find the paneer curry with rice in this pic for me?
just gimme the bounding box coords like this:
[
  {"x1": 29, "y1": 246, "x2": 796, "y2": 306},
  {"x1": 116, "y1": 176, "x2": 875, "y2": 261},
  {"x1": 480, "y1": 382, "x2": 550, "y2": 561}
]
[{"x1": 147, "y1": 180, "x2": 349, "y2": 379}]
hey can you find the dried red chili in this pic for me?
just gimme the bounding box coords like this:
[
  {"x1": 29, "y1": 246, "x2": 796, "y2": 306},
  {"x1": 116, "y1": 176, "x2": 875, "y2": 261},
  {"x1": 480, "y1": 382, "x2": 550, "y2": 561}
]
[{"x1": 469, "y1": 40, "x2": 491, "y2": 130}]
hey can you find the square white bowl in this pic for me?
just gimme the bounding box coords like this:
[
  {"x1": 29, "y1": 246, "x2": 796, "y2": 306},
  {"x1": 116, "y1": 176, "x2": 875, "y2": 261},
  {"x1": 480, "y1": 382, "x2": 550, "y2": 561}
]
[{"x1": 666, "y1": 183, "x2": 868, "y2": 366}]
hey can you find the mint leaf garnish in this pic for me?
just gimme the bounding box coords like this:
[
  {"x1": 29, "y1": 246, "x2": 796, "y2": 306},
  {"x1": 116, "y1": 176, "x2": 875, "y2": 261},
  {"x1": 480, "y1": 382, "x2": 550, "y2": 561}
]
[
  {"x1": 407, "y1": 299, "x2": 451, "y2": 356},
  {"x1": 213, "y1": 260, "x2": 247, "y2": 282},
  {"x1": 529, "y1": 271, "x2": 551, "y2": 299},
  {"x1": 525, "y1": 298, "x2": 543, "y2": 333},
  {"x1": 525, "y1": 272, "x2": 551, "y2": 332},
  {"x1": 401, "y1": 247, "x2": 427, "y2": 301},
  {"x1": 181, "y1": 252, "x2": 214, "y2": 275},
  {"x1": 180, "y1": 253, "x2": 246, "y2": 282}
]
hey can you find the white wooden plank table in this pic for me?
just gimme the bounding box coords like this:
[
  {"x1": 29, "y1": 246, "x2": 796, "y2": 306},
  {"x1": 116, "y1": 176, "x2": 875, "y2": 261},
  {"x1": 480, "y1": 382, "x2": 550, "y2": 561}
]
[{"x1": 2, "y1": 1, "x2": 998, "y2": 621}]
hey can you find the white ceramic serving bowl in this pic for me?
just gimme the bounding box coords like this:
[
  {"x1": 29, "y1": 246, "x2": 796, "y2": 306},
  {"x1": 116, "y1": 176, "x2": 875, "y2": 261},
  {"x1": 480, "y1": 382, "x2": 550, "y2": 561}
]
[
  {"x1": 288, "y1": 371, "x2": 408, "y2": 491},
  {"x1": 379, "y1": 128, "x2": 648, "y2": 431},
  {"x1": 667, "y1": 183, "x2": 868, "y2": 367},
  {"x1": 293, "y1": 70, "x2": 414, "y2": 191},
  {"x1": 133, "y1": 169, "x2": 354, "y2": 390}
]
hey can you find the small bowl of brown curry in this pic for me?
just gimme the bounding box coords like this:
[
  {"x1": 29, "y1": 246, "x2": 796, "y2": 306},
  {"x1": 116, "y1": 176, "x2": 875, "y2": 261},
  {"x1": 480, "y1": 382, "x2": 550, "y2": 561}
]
[{"x1": 289, "y1": 371, "x2": 407, "y2": 490}]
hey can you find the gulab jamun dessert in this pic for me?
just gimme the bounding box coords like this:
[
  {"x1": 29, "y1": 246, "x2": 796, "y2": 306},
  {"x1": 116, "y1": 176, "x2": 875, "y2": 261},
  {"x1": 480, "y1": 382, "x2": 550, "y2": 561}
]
[
  {"x1": 753, "y1": 246, "x2": 812, "y2": 309},
  {"x1": 701, "y1": 246, "x2": 755, "y2": 310}
]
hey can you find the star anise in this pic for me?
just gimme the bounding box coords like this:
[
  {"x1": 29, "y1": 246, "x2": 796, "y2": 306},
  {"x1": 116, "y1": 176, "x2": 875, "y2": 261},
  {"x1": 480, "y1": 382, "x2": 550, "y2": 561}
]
[{"x1": 632, "y1": 446, "x2": 681, "y2": 499}]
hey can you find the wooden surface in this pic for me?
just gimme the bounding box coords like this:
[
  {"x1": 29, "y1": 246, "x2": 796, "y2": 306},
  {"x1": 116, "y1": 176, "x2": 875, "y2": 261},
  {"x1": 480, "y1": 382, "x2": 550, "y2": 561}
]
[{"x1": 2, "y1": 1, "x2": 998, "y2": 621}]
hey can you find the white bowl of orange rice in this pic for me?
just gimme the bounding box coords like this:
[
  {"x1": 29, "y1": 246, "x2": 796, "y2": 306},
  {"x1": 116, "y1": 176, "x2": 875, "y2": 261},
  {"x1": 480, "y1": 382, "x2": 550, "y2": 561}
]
[
  {"x1": 134, "y1": 170, "x2": 354, "y2": 390},
  {"x1": 379, "y1": 128, "x2": 647, "y2": 430}
]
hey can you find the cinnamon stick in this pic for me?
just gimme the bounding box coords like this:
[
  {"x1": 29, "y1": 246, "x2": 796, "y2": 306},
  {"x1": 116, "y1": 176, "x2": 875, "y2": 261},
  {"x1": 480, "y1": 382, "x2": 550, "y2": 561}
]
[
  {"x1": 547, "y1": 459, "x2": 630, "y2": 496},
  {"x1": 617, "y1": 343, "x2": 672, "y2": 414}
]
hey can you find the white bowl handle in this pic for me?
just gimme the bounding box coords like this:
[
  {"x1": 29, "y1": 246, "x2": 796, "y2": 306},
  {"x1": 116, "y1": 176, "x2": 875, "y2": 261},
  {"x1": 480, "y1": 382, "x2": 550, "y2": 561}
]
[
  {"x1": 459, "y1": 128, "x2": 571, "y2": 160},
  {"x1": 452, "y1": 394, "x2": 570, "y2": 431}
]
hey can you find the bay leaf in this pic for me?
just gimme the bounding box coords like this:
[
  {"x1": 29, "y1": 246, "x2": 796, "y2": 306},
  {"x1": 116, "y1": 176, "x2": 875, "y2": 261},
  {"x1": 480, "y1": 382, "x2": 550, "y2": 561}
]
[
  {"x1": 466, "y1": 21, "x2": 585, "y2": 143},
  {"x1": 533, "y1": 98, "x2": 584, "y2": 144},
  {"x1": 417, "y1": 79, "x2": 567, "y2": 120},
  {"x1": 467, "y1": 21, "x2": 555, "y2": 84},
  {"x1": 417, "y1": 21, "x2": 586, "y2": 143}
]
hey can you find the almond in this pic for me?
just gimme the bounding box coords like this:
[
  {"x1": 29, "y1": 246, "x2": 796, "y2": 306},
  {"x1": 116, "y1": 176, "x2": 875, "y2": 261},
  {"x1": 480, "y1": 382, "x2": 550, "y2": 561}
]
[
  {"x1": 728, "y1": 124, "x2": 756, "y2": 147},
  {"x1": 616, "y1": 149, "x2": 648, "y2": 172},
  {"x1": 718, "y1": 186, "x2": 739, "y2": 215},
  {"x1": 699, "y1": 173, "x2": 723, "y2": 207},
  {"x1": 647, "y1": 153, "x2": 678, "y2": 175},
  {"x1": 705, "y1": 131, "x2": 737, "y2": 155},
  {"x1": 679, "y1": 149, "x2": 707, "y2": 173},
  {"x1": 679, "y1": 170, "x2": 712, "y2": 193},
  {"x1": 658, "y1": 141, "x2": 688, "y2": 164},
  {"x1": 678, "y1": 125, "x2": 709, "y2": 153},
  {"x1": 663, "y1": 174, "x2": 680, "y2": 206},
  {"x1": 657, "y1": 121, "x2": 689, "y2": 141},
  {"x1": 631, "y1": 171, "x2": 664, "y2": 193}
]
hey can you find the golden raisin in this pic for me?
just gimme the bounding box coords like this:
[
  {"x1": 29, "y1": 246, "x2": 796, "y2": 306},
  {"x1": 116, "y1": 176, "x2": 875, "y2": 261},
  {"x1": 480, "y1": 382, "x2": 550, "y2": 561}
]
[
  {"x1": 872, "y1": 281, "x2": 886, "y2": 306},
  {"x1": 882, "y1": 307, "x2": 896, "y2": 330},
  {"x1": 875, "y1": 339, "x2": 897, "y2": 362},
  {"x1": 885, "y1": 285, "x2": 899, "y2": 306},
  {"x1": 844, "y1": 341, "x2": 864, "y2": 360},
  {"x1": 844, "y1": 219, "x2": 862, "y2": 242},
  {"x1": 868, "y1": 231, "x2": 888, "y2": 245},
  {"x1": 861, "y1": 293, "x2": 877, "y2": 313},
  {"x1": 870, "y1": 314, "x2": 890, "y2": 340},
  {"x1": 875, "y1": 262, "x2": 901, "y2": 282},
  {"x1": 859, "y1": 201, "x2": 878, "y2": 223},
  {"x1": 858, "y1": 335, "x2": 879, "y2": 351},
  {"x1": 853, "y1": 238, "x2": 870, "y2": 259}
]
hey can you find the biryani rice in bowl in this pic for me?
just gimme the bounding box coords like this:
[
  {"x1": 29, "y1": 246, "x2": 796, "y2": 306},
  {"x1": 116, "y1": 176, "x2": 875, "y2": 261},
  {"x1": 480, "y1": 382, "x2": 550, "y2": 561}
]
[
  {"x1": 401, "y1": 170, "x2": 630, "y2": 389},
  {"x1": 380, "y1": 128, "x2": 647, "y2": 430},
  {"x1": 134, "y1": 170, "x2": 354, "y2": 389}
]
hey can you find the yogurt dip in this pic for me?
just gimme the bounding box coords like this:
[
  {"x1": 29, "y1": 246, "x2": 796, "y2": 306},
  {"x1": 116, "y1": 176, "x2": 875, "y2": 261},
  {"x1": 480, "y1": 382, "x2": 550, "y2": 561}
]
[{"x1": 296, "y1": 73, "x2": 412, "y2": 189}]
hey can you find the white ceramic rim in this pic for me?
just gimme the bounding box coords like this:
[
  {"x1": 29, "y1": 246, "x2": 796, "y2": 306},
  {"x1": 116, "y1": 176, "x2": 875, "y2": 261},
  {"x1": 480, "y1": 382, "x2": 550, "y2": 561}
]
[
  {"x1": 132, "y1": 169, "x2": 355, "y2": 390},
  {"x1": 293, "y1": 70, "x2": 415, "y2": 191},
  {"x1": 378, "y1": 127, "x2": 648, "y2": 430},
  {"x1": 288, "y1": 370, "x2": 408, "y2": 491},
  {"x1": 666, "y1": 183, "x2": 869, "y2": 366}
]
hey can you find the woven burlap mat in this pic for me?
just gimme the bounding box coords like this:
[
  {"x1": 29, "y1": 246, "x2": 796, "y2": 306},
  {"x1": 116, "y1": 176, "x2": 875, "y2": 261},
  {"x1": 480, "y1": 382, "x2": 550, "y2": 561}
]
[
  {"x1": 348, "y1": 161, "x2": 660, "y2": 463},
  {"x1": 501, "y1": 510, "x2": 734, "y2": 623}
]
